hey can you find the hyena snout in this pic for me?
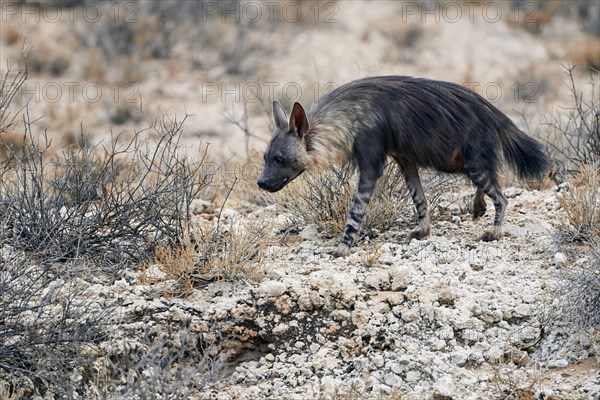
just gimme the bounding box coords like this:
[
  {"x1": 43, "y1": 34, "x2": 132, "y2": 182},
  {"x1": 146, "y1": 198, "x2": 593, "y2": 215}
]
[
  {"x1": 256, "y1": 177, "x2": 267, "y2": 190},
  {"x1": 256, "y1": 177, "x2": 273, "y2": 191},
  {"x1": 257, "y1": 174, "x2": 288, "y2": 193}
]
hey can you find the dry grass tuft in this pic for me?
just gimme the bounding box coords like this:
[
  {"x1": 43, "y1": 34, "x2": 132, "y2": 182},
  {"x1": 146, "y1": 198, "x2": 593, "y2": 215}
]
[
  {"x1": 319, "y1": 378, "x2": 403, "y2": 400},
  {"x1": 362, "y1": 243, "x2": 383, "y2": 268},
  {"x1": 154, "y1": 216, "x2": 272, "y2": 295},
  {"x1": 492, "y1": 361, "x2": 545, "y2": 400},
  {"x1": 196, "y1": 218, "x2": 271, "y2": 281},
  {"x1": 278, "y1": 162, "x2": 454, "y2": 241},
  {"x1": 154, "y1": 236, "x2": 198, "y2": 295}
]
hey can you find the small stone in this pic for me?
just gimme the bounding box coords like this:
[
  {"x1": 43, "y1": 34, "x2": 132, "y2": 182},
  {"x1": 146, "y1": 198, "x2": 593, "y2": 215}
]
[
  {"x1": 405, "y1": 370, "x2": 420, "y2": 382},
  {"x1": 331, "y1": 309, "x2": 351, "y2": 321},
  {"x1": 506, "y1": 349, "x2": 529, "y2": 366},
  {"x1": 371, "y1": 354, "x2": 385, "y2": 368},
  {"x1": 431, "y1": 338, "x2": 446, "y2": 351},
  {"x1": 438, "y1": 290, "x2": 456, "y2": 306},
  {"x1": 298, "y1": 294, "x2": 313, "y2": 311},
  {"x1": 365, "y1": 270, "x2": 391, "y2": 290},
  {"x1": 522, "y1": 294, "x2": 535, "y2": 304},
  {"x1": 504, "y1": 187, "x2": 523, "y2": 198},
  {"x1": 390, "y1": 267, "x2": 411, "y2": 290},
  {"x1": 258, "y1": 281, "x2": 287, "y2": 297},
  {"x1": 383, "y1": 372, "x2": 402, "y2": 387},
  {"x1": 470, "y1": 263, "x2": 484, "y2": 271},
  {"x1": 320, "y1": 376, "x2": 342, "y2": 395},
  {"x1": 352, "y1": 309, "x2": 371, "y2": 327},
  {"x1": 373, "y1": 302, "x2": 391, "y2": 315},
  {"x1": 113, "y1": 278, "x2": 129, "y2": 289},
  {"x1": 558, "y1": 182, "x2": 570, "y2": 191},
  {"x1": 554, "y1": 252, "x2": 567, "y2": 267},
  {"x1": 401, "y1": 309, "x2": 418, "y2": 323},
  {"x1": 451, "y1": 349, "x2": 469, "y2": 367},
  {"x1": 461, "y1": 329, "x2": 484, "y2": 343},
  {"x1": 273, "y1": 323, "x2": 289, "y2": 336},
  {"x1": 385, "y1": 292, "x2": 405, "y2": 306},
  {"x1": 299, "y1": 224, "x2": 319, "y2": 241},
  {"x1": 432, "y1": 375, "x2": 455, "y2": 399},
  {"x1": 390, "y1": 362, "x2": 404, "y2": 375},
  {"x1": 439, "y1": 325, "x2": 455, "y2": 340},
  {"x1": 513, "y1": 304, "x2": 531, "y2": 318},
  {"x1": 548, "y1": 359, "x2": 568, "y2": 368}
]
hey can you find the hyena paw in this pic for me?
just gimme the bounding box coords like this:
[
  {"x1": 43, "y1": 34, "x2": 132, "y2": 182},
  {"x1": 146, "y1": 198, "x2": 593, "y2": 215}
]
[
  {"x1": 408, "y1": 226, "x2": 431, "y2": 242},
  {"x1": 479, "y1": 229, "x2": 502, "y2": 242},
  {"x1": 330, "y1": 244, "x2": 351, "y2": 258}
]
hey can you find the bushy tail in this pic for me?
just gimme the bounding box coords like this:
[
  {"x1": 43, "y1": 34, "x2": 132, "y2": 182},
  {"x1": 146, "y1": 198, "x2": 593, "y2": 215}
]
[{"x1": 499, "y1": 125, "x2": 550, "y2": 180}]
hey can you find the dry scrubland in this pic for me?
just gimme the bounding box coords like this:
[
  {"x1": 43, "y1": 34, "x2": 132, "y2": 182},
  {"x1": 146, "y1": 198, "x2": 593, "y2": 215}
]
[{"x1": 0, "y1": 0, "x2": 599, "y2": 399}]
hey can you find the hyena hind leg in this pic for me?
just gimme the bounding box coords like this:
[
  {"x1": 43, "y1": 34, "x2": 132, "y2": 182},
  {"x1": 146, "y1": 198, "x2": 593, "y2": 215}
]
[
  {"x1": 466, "y1": 170, "x2": 507, "y2": 241},
  {"x1": 403, "y1": 164, "x2": 431, "y2": 242},
  {"x1": 472, "y1": 187, "x2": 487, "y2": 220}
]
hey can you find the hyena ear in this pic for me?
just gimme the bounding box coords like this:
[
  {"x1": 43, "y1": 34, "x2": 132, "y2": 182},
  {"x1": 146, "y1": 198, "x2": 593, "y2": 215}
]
[
  {"x1": 289, "y1": 102, "x2": 309, "y2": 138},
  {"x1": 272, "y1": 100, "x2": 288, "y2": 130}
]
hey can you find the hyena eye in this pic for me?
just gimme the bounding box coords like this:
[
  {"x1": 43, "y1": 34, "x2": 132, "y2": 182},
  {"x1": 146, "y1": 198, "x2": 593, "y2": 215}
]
[{"x1": 274, "y1": 156, "x2": 284, "y2": 165}]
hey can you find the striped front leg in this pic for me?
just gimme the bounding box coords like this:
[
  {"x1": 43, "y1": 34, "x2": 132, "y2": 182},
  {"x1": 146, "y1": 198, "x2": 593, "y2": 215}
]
[{"x1": 331, "y1": 171, "x2": 380, "y2": 257}]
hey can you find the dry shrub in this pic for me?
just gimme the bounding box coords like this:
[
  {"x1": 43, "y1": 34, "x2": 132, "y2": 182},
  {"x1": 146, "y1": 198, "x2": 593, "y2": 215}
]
[
  {"x1": 561, "y1": 243, "x2": 600, "y2": 327},
  {"x1": 0, "y1": 54, "x2": 27, "y2": 135},
  {"x1": 90, "y1": 324, "x2": 224, "y2": 399},
  {"x1": 557, "y1": 242, "x2": 600, "y2": 369},
  {"x1": 0, "y1": 252, "x2": 114, "y2": 398},
  {"x1": 557, "y1": 162, "x2": 600, "y2": 242},
  {"x1": 556, "y1": 164, "x2": 600, "y2": 344},
  {"x1": 542, "y1": 66, "x2": 599, "y2": 178},
  {"x1": 0, "y1": 111, "x2": 211, "y2": 267},
  {"x1": 278, "y1": 162, "x2": 453, "y2": 239}
]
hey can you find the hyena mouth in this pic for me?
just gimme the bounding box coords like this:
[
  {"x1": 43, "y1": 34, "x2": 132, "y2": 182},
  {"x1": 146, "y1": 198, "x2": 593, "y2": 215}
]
[
  {"x1": 267, "y1": 177, "x2": 292, "y2": 192},
  {"x1": 264, "y1": 185, "x2": 284, "y2": 193},
  {"x1": 258, "y1": 171, "x2": 305, "y2": 192}
]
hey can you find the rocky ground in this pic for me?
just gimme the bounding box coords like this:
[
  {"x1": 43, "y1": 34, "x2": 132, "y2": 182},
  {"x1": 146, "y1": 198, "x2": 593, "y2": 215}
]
[
  {"x1": 2, "y1": 2, "x2": 598, "y2": 399},
  {"x1": 95, "y1": 185, "x2": 599, "y2": 400}
]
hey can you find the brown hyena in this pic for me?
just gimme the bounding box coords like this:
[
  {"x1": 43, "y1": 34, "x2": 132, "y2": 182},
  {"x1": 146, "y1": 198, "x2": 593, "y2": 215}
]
[{"x1": 257, "y1": 76, "x2": 550, "y2": 257}]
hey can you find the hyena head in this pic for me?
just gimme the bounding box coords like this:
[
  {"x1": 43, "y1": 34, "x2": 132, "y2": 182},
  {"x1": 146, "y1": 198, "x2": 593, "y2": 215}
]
[{"x1": 257, "y1": 100, "x2": 309, "y2": 192}]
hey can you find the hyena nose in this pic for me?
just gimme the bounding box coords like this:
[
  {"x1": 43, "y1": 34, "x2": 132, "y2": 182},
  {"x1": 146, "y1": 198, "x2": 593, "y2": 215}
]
[{"x1": 257, "y1": 178, "x2": 267, "y2": 190}]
